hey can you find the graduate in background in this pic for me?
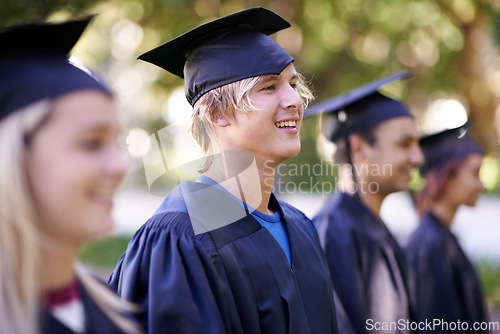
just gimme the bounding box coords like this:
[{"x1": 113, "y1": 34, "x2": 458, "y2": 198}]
[
  {"x1": 308, "y1": 72, "x2": 423, "y2": 334},
  {"x1": 0, "y1": 18, "x2": 141, "y2": 334},
  {"x1": 406, "y1": 123, "x2": 489, "y2": 333},
  {"x1": 109, "y1": 7, "x2": 338, "y2": 334}
]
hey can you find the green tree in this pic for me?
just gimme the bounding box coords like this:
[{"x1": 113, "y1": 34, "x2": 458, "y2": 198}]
[{"x1": 2, "y1": 0, "x2": 499, "y2": 190}]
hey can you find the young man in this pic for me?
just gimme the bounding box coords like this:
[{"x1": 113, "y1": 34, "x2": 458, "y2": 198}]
[
  {"x1": 109, "y1": 7, "x2": 338, "y2": 334},
  {"x1": 308, "y1": 72, "x2": 423, "y2": 334}
]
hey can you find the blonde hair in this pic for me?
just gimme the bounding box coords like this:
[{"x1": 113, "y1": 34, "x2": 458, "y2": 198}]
[
  {"x1": 0, "y1": 100, "x2": 141, "y2": 334},
  {"x1": 190, "y1": 69, "x2": 314, "y2": 172},
  {"x1": 0, "y1": 100, "x2": 45, "y2": 334}
]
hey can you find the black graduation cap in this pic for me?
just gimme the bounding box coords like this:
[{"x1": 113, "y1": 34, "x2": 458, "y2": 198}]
[
  {"x1": 305, "y1": 71, "x2": 413, "y2": 142},
  {"x1": 0, "y1": 16, "x2": 110, "y2": 121},
  {"x1": 419, "y1": 122, "x2": 484, "y2": 176},
  {"x1": 138, "y1": 6, "x2": 294, "y2": 107}
]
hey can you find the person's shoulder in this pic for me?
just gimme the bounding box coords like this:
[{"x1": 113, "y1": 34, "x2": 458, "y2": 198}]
[
  {"x1": 409, "y1": 214, "x2": 448, "y2": 243},
  {"x1": 314, "y1": 193, "x2": 355, "y2": 221},
  {"x1": 276, "y1": 198, "x2": 320, "y2": 235},
  {"x1": 313, "y1": 193, "x2": 380, "y2": 253},
  {"x1": 139, "y1": 181, "x2": 210, "y2": 237},
  {"x1": 406, "y1": 217, "x2": 449, "y2": 256},
  {"x1": 277, "y1": 199, "x2": 310, "y2": 221},
  {"x1": 131, "y1": 204, "x2": 217, "y2": 255},
  {"x1": 315, "y1": 196, "x2": 360, "y2": 234}
]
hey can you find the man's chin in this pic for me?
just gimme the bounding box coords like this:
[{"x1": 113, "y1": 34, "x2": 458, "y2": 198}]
[
  {"x1": 279, "y1": 147, "x2": 301, "y2": 162},
  {"x1": 388, "y1": 181, "x2": 411, "y2": 195}
]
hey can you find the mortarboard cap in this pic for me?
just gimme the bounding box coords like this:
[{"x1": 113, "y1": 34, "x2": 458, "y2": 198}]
[
  {"x1": 419, "y1": 122, "x2": 484, "y2": 176},
  {"x1": 138, "y1": 6, "x2": 294, "y2": 107},
  {"x1": 0, "y1": 16, "x2": 111, "y2": 121},
  {"x1": 305, "y1": 71, "x2": 413, "y2": 142}
]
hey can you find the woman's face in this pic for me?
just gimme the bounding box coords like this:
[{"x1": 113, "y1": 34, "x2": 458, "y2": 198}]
[
  {"x1": 442, "y1": 153, "x2": 485, "y2": 207},
  {"x1": 27, "y1": 90, "x2": 128, "y2": 247}
]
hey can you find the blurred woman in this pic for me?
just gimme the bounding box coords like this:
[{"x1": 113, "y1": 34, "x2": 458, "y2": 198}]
[
  {"x1": 0, "y1": 17, "x2": 142, "y2": 333},
  {"x1": 406, "y1": 123, "x2": 488, "y2": 334}
]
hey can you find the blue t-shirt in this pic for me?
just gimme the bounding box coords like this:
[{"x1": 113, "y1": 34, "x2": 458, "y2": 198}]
[{"x1": 197, "y1": 175, "x2": 291, "y2": 265}]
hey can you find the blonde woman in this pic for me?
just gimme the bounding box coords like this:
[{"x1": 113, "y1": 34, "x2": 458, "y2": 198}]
[{"x1": 0, "y1": 17, "x2": 141, "y2": 333}]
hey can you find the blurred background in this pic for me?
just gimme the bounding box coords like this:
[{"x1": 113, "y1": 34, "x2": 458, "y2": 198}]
[{"x1": 3, "y1": 0, "x2": 500, "y2": 311}]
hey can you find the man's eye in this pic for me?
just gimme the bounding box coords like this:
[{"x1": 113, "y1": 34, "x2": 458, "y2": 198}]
[
  {"x1": 398, "y1": 140, "x2": 412, "y2": 149},
  {"x1": 81, "y1": 138, "x2": 104, "y2": 151},
  {"x1": 262, "y1": 85, "x2": 275, "y2": 91}
]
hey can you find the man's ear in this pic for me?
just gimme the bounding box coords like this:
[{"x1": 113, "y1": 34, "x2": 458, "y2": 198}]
[
  {"x1": 212, "y1": 113, "x2": 230, "y2": 127},
  {"x1": 348, "y1": 134, "x2": 369, "y2": 162}
]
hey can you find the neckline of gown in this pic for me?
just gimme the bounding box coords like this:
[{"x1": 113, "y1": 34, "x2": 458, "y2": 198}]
[{"x1": 337, "y1": 191, "x2": 393, "y2": 241}]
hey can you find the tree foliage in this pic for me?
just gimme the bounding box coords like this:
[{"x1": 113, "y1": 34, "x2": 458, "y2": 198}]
[{"x1": 2, "y1": 0, "x2": 499, "y2": 191}]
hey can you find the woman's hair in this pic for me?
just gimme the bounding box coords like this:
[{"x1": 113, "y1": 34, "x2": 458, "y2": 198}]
[
  {"x1": 415, "y1": 156, "x2": 468, "y2": 217},
  {"x1": 75, "y1": 265, "x2": 142, "y2": 334},
  {"x1": 190, "y1": 69, "x2": 314, "y2": 172},
  {"x1": 0, "y1": 100, "x2": 141, "y2": 334},
  {"x1": 0, "y1": 100, "x2": 46, "y2": 334}
]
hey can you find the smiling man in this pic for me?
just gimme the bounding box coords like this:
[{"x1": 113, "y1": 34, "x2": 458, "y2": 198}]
[
  {"x1": 307, "y1": 72, "x2": 423, "y2": 334},
  {"x1": 109, "y1": 7, "x2": 337, "y2": 334}
]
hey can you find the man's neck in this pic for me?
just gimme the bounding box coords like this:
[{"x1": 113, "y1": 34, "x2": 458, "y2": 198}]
[
  {"x1": 358, "y1": 190, "x2": 385, "y2": 219},
  {"x1": 338, "y1": 165, "x2": 386, "y2": 219},
  {"x1": 203, "y1": 153, "x2": 276, "y2": 215},
  {"x1": 253, "y1": 162, "x2": 275, "y2": 214}
]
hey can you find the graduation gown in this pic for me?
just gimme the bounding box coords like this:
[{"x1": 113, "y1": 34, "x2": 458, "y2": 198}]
[
  {"x1": 406, "y1": 212, "x2": 489, "y2": 333},
  {"x1": 109, "y1": 181, "x2": 338, "y2": 334},
  {"x1": 313, "y1": 192, "x2": 414, "y2": 334},
  {"x1": 40, "y1": 280, "x2": 132, "y2": 334}
]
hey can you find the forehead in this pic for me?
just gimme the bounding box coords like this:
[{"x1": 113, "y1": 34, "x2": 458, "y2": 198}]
[
  {"x1": 463, "y1": 153, "x2": 483, "y2": 167},
  {"x1": 373, "y1": 116, "x2": 419, "y2": 140},
  {"x1": 47, "y1": 90, "x2": 118, "y2": 128},
  {"x1": 257, "y1": 63, "x2": 297, "y2": 81}
]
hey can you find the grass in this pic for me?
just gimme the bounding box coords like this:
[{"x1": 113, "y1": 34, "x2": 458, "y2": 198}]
[
  {"x1": 477, "y1": 260, "x2": 500, "y2": 309},
  {"x1": 78, "y1": 235, "x2": 133, "y2": 275}
]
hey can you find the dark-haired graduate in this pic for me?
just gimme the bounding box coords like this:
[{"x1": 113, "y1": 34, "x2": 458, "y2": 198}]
[
  {"x1": 406, "y1": 123, "x2": 489, "y2": 333},
  {"x1": 108, "y1": 7, "x2": 338, "y2": 334},
  {"x1": 308, "y1": 72, "x2": 423, "y2": 334},
  {"x1": 0, "y1": 17, "x2": 141, "y2": 334}
]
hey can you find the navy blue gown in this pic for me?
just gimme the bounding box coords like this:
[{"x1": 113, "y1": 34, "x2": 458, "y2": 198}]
[
  {"x1": 313, "y1": 192, "x2": 415, "y2": 334},
  {"x1": 406, "y1": 212, "x2": 489, "y2": 333},
  {"x1": 109, "y1": 181, "x2": 338, "y2": 334},
  {"x1": 41, "y1": 280, "x2": 132, "y2": 334}
]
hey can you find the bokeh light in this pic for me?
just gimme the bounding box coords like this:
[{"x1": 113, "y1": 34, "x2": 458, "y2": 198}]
[
  {"x1": 481, "y1": 156, "x2": 500, "y2": 192},
  {"x1": 126, "y1": 128, "x2": 150, "y2": 159},
  {"x1": 422, "y1": 98, "x2": 469, "y2": 133}
]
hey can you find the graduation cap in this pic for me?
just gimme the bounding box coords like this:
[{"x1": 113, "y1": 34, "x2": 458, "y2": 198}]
[
  {"x1": 138, "y1": 6, "x2": 294, "y2": 107},
  {"x1": 419, "y1": 122, "x2": 484, "y2": 176},
  {"x1": 0, "y1": 16, "x2": 110, "y2": 121},
  {"x1": 305, "y1": 71, "x2": 413, "y2": 142}
]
